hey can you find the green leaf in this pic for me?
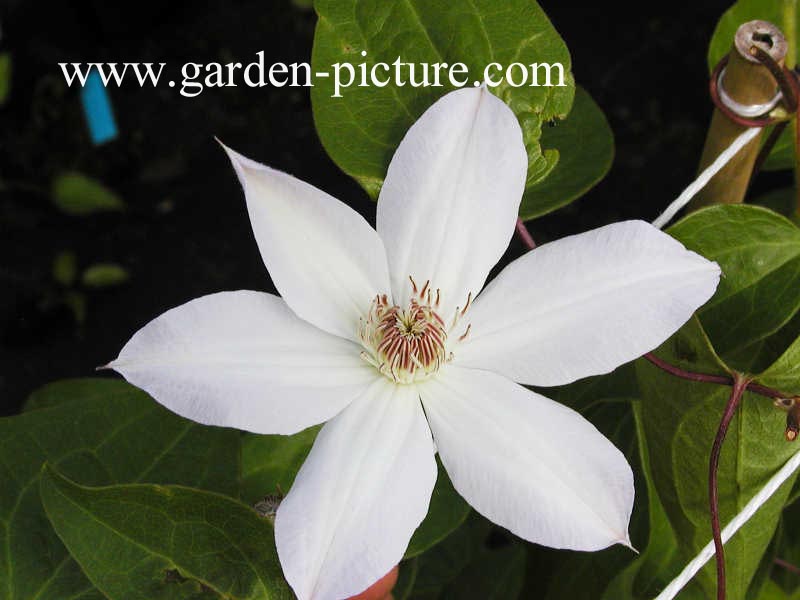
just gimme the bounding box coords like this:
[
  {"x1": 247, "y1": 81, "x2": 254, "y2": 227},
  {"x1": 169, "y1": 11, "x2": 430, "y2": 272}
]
[
  {"x1": 409, "y1": 513, "x2": 492, "y2": 598},
  {"x1": 311, "y1": 0, "x2": 578, "y2": 219},
  {"x1": 544, "y1": 549, "x2": 628, "y2": 600},
  {"x1": 601, "y1": 401, "x2": 681, "y2": 600},
  {"x1": 772, "y1": 506, "x2": 800, "y2": 596},
  {"x1": 442, "y1": 541, "x2": 526, "y2": 599},
  {"x1": 757, "y1": 578, "x2": 794, "y2": 600},
  {"x1": 40, "y1": 466, "x2": 291, "y2": 600},
  {"x1": 0, "y1": 52, "x2": 10, "y2": 105},
  {"x1": 758, "y1": 329, "x2": 800, "y2": 393},
  {"x1": 51, "y1": 172, "x2": 126, "y2": 216},
  {"x1": 669, "y1": 204, "x2": 800, "y2": 364},
  {"x1": 724, "y1": 309, "x2": 800, "y2": 375},
  {"x1": 22, "y1": 377, "x2": 119, "y2": 412},
  {"x1": 747, "y1": 526, "x2": 783, "y2": 600},
  {"x1": 637, "y1": 318, "x2": 799, "y2": 599},
  {"x1": 0, "y1": 378, "x2": 240, "y2": 600},
  {"x1": 395, "y1": 559, "x2": 419, "y2": 600},
  {"x1": 240, "y1": 427, "x2": 319, "y2": 503},
  {"x1": 707, "y1": 0, "x2": 797, "y2": 171},
  {"x1": 760, "y1": 126, "x2": 796, "y2": 173},
  {"x1": 81, "y1": 263, "x2": 130, "y2": 288},
  {"x1": 523, "y1": 86, "x2": 613, "y2": 219},
  {"x1": 52, "y1": 251, "x2": 78, "y2": 287},
  {"x1": 405, "y1": 459, "x2": 470, "y2": 558}
]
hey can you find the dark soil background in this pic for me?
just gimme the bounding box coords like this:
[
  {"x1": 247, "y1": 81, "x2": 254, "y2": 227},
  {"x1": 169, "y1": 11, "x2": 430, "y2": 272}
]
[{"x1": 0, "y1": 0, "x2": 766, "y2": 413}]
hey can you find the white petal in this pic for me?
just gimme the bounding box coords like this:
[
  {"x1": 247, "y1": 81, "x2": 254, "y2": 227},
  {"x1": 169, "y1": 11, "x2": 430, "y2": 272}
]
[
  {"x1": 276, "y1": 378, "x2": 436, "y2": 600},
  {"x1": 222, "y1": 144, "x2": 391, "y2": 341},
  {"x1": 376, "y1": 87, "x2": 528, "y2": 318},
  {"x1": 109, "y1": 291, "x2": 377, "y2": 435},
  {"x1": 457, "y1": 220, "x2": 720, "y2": 386},
  {"x1": 420, "y1": 366, "x2": 633, "y2": 551}
]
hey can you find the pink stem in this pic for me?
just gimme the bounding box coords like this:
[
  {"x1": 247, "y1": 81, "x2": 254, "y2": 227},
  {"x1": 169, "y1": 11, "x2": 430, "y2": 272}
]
[
  {"x1": 643, "y1": 353, "x2": 790, "y2": 400},
  {"x1": 515, "y1": 218, "x2": 536, "y2": 250},
  {"x1": 775, "y1": 557, "x2": 800, "y2": 575},
  {"x1": 709, "y1": 374, "x2": 749, "y2": 600}
]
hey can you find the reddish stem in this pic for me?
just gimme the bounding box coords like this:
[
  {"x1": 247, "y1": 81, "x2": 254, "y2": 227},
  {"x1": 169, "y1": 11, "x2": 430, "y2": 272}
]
[
  {"x1": 515, "y1": 218, "x2": 536, "y2": 250},
  {"x1": 643, "y1": 352, "x2": 790, "y2": 400},
  {"x1": 643, "y1": 352, "x2": 730, "y2": 386},
  {"x1": 709, "y1": 374, "x2": 749, "y2": 600},
  {"x1": 775, "y1": 557, "x2": 800, "y2": 575},
  {"x1": 748, "y1": 381, "x2": 790, "y2": 400}
]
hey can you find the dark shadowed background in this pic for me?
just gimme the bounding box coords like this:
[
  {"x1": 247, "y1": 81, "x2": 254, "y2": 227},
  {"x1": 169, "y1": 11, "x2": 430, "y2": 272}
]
[{"x1": 1, "y1": 0, "x2": 779, "y2": 413}]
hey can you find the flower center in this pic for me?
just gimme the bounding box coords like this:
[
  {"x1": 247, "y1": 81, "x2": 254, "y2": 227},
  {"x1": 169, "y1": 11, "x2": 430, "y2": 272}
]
[{"x1": 359, "y1": 277, "x2": 471, "y2": 384}]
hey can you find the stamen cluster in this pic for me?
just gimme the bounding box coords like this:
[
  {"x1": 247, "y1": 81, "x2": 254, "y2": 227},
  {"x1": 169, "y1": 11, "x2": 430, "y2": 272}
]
[{"x1": 359, "y1": 278, "x2": 471, "y2": 384}]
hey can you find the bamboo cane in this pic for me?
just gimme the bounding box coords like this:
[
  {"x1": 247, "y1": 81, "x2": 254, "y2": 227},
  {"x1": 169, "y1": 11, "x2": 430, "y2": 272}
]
[{"x1": 689, "y1": 20, "x2": 787, "y2": 211}]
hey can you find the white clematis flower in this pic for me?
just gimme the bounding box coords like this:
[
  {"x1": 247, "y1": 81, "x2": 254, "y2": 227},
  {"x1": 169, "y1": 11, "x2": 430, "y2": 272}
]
[{"x1": 110, "y1": 87, "x2": 720, "y2": 600}]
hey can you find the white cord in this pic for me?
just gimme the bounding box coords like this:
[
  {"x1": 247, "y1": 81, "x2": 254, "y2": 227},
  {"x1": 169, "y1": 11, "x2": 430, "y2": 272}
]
[
  {"x1": 717, "y1": 66, "x2": 783, "y2": 118},
  {"x1": 655, "y1": 447, "x2": 800, "y2": 600},
  {"x1": 651, "y1": 127, "x2": 762, "y2": 230}
]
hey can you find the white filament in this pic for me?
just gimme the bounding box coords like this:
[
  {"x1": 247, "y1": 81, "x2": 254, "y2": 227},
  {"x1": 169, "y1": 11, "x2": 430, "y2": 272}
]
[
  {"x1": 652, "y1": 127, "x2": 762, "y2": 230},
  {"x1": 655, "y1": 447, "x2": 800, "y2": 600}
]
